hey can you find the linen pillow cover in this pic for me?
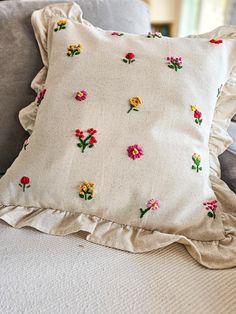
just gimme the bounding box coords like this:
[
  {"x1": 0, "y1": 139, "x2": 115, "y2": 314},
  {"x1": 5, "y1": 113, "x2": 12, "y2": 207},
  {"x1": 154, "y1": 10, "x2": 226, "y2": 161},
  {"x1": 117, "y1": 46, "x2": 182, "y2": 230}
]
[{"x1": 0, "y1": 3, "x2": 236, "y2": 269}]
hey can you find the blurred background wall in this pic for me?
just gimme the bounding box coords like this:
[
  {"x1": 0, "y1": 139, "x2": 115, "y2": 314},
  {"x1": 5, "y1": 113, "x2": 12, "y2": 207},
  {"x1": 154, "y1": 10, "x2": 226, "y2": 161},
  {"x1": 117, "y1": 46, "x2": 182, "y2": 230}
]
[{"x1": 144, "y1": 0, "x2": 236, "y2": 36}]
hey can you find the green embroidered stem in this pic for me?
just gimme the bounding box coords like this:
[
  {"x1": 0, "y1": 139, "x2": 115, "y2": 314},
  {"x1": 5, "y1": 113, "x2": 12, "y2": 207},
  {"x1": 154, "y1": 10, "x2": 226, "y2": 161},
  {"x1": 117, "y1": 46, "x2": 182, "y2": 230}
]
[
  {"x1": 23, "y1": 184, "x2": 25, "y2": 192},
  {"x1": 127, "y1": 107, "x2": 132, "y2": 113},
  {"x1": 140, "y1": 207, "x2": 150, "y2": 218},
  {"x1": 79, "y1": 134, "x2": 92, "y2": 153}
]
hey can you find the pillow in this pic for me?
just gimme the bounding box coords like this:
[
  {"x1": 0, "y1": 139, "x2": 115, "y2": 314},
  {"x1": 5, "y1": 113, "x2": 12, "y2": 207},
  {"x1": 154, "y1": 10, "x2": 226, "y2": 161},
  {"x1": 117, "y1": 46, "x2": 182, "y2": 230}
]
[
  {"x1": 0, "y1": 3, "x2": 236, "y2": 269},
  {"x1": 0, "y1": 0, "x2": 150, "y2": 175}
]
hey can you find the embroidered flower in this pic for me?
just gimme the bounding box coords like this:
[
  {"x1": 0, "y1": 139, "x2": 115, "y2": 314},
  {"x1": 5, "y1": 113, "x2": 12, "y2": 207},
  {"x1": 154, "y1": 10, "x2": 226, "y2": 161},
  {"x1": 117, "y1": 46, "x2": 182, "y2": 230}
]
[
  {"x1": 192, "y1": 153, "x2": 202, "y2": 173},
  {"x1": 166, "y1": 57, "x2": 183, "y2": 71},
  {"x1": 127, "y1": 97, "x2": 142, "y2": 113},
  {"x1": 191, "y1": 105, "x2": 202, "y2": 125},
  {"x1": 147, "y1": 32, "x2": 162, "y2": 38},
  {"x1": 140, "y1": 198, "x2": 160, "y2": 218},
  {"x1": 210, "y1": 38, "x2": 223, "y2": 44},
  {"x1": 217, "y1": 84, "x2": 223, "y2": 97},
  {"x1": 79, "y1": 181, "x2": 96, "y2": 200},
  {"x1": 75, "y1": 90, "x2": 87, "y2": 101},
  {"x1": 127, "y1": 145, "x2": 144, "y2": 160},
  {"x1": 67, "y1": 44, "x2": 83, "y2": 57},
  {"x1": 54, "y1": 20, "x2": 67, "y2": 32},
  {"x1": 203, "y1": 199, "x2": 218, "y2": 219},
  {"x1": 123, "y1": 52, "x2": 135, "y2": 64},
  {"x1": 75, "y1": 128, "x2": 97, "y2": 152},
  {"x1": 19, "y1": 176, "x2": 31, "y2": 192},
  {"x1": 23, "y1": 139, "x2": 29, "y2": 150},
  {"x1": 111, "y1": 31, "x2": 124, "y2": 36},
  {"x1": 36, "y1": 88, "x2": 46, "y2": 106}
]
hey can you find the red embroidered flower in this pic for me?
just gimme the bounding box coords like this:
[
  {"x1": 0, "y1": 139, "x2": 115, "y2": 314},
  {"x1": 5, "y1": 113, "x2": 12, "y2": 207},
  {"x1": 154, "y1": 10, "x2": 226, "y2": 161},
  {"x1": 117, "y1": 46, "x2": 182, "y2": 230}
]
[
  {"x1": 123, "y1": 52, "x2": 136, "y2": 64},
  {"x1": 111, "y1": 32, "x2": 124, "y2": 36},
  {"x1": 87, "y1": 128, "x2": 97, "y2": 135},
  {"x1": 75, "y1": 129, "x2": 84, "y2": 138},
  {"x1": 75, "y1": 90, "x2": 87, "y2": 101},
  {"x1": 36, "y1": 88, "x2": 46, "y2": 106},
  {"x1": 19, "y1": 176, "x2": 31, "y2": 192},
  {"x1": 210, "y1": 38, "x2": 223, "y2": 44},
  {"x1": 126, "y1": 53, "x2": 135, "y2": 60},
  {"x1": 191, "y1": 105, "x2": 203, "y2": 125},
  {"x1": 166, "y1": 57, "x2": 183, "y2": 71},
  {"x1": 194, "y1": 110, "x2": 202, "y2": 119},
  {"x1": 89, "y1": 136, "x2": 97, "y2": 145},
  {"x1": 75, "y1": 128, "x2": 97, "y2": 152}
]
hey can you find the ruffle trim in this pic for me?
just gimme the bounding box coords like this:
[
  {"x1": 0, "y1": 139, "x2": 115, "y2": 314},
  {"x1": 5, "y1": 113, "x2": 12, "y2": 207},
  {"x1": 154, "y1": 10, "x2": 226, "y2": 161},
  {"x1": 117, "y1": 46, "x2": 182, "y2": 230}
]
[{"x1": 0, "y1": 204, "x2": 235, "y2": 269}]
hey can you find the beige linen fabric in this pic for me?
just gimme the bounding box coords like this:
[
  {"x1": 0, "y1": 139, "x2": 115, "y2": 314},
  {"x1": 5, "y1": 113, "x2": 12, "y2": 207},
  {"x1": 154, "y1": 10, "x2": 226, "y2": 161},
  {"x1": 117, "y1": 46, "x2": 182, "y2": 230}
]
[{"x1": 0, "y1": 3, "x2": 236, "y2": 269}]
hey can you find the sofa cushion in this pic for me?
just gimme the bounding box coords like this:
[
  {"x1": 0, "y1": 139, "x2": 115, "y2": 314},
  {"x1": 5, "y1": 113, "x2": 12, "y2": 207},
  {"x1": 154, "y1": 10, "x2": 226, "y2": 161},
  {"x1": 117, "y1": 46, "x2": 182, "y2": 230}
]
[{"x1": 0, "y1": 0, "x2": 150, "y2": 174}]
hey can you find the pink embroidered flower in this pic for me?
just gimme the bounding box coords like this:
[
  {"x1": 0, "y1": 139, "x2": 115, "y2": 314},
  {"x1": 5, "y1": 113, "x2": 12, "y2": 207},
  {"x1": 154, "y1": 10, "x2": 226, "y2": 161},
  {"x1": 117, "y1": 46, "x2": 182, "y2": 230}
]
[
  {"x1": 36, "y1": 88, "x2": 46, "y2": 106},
  {"x1": 147, "y1": 198, "x2": 161, "y2": 210},
  {"x1": 23, "y1": 139, "x2": 29, "y2": 150},
  {"x1": 203, "y1": 199, "x2": 218, "y2": 219},
  {"x1": 210, "y1": 38, "x2": 223, "y2": 44},
  {"x1": 19, "y1": 176, "x2": 31, "y2": 192},
  {"x1": 166, "y1": 57, "x2": 183, "y2": 71},
  {"x1": 147, "y1": 32, "x2": 162, "y2": 38},
  {"x1": 140, "y1": 198, "x2": 161, "y2": 218},
  {"x1": 111, "y1": 31, "x2": 124, "y2": 36},
  {"x1": 127, "y1": 145, "x2": 144, "y2": 160},
  {"x1": 123, "y1": 52, "x2": 135, "y2": 64},
  {"x1": 75, "y1": 90, "x2": 87, "y2": 101}
]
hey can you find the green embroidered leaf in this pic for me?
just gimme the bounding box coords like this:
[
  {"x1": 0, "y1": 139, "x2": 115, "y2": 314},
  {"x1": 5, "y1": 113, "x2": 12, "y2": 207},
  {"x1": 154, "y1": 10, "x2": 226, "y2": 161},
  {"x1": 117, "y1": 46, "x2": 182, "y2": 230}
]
[
  {"x1": 208, "y1": 212, "x2": 214, "y2": 218},
  {"x1": 89, "y1": 144, "x2": 94, "y2": 148},
  {"x1": 61, "y1": 26, "x2": 66, "y2": 29},
  {"x1": 79, "y1": 194, "x2": 84, "y2": 199},
  {"x1": 77, "y1": 143, "x2": 82, "y2": 147},
  {"x1": 131, "y1": 59, "x2": 135, "y2": 63},
  {"x1": 75, "y1": 51, "x2": 80, "y2": 55},
  {"x1": 168, "y1": 65, "x2": 175, "y2": 69},
  {"x1": 54, "y1": 29, "x2": 58, "y2": 32},
  {"x1": 123, "y1": 59, "x2": 128, "y2": 63},
  {"x1": 19, "y1": 184, "x2": 22, "y2": 187},
  {"x1": 133, "y1": 109, "x2": 139, "y2": 111},
  {"x1": 192, "y1": 165, "x2": 196, "y2": 169},
  {"x1": 88, "y1": 195, "x2": 92, "y2": 200},
  {"x1": 195, "y1": 119, "x2": 199, "y2": 124},
  {"x1": 199, "y1": 167, "x2": 202, "y2": 171},
  {"x1": 27, "y1": 185, "x2": 31, "y2": 188},
  {"x1": 199, "y1": 119, "x2": 202, "y2": 125}
]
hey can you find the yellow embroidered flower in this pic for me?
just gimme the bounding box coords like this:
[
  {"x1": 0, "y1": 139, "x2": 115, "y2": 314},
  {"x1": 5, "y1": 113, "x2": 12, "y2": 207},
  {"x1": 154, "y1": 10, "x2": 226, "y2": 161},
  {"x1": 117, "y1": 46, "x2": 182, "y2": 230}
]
[
  {"x1": 192, "y1": 153, "x2": 201, "y2": 161},
  {"x1": 191, "y1": 105, "x2": 197, "y2": 112},
  {"x1": 67, "y1": 44, "x2": 83, "y2": 57},
  {"x1": 57, "y1": 20, "x2": 67, "y2": 26},
  {"x1": 130, "y1": 97, "x2": 142, "y2": 108},
  {"x1": 79, "y1": 181, "x2": 96, "y2": 200},
  {"x1": 54, "y1": 20, "x2": 67, "y2": 31},
  {"x1": 127, "y1": 97, "x2": 142, "y2": 113}
]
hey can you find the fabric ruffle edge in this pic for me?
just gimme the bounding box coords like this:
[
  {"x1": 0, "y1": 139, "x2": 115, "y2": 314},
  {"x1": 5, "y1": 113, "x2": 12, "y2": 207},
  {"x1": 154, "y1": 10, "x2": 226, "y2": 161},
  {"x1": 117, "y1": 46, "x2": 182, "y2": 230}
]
[{"x1": 0, "y1": 204, "x2": 235, "y2": 269}]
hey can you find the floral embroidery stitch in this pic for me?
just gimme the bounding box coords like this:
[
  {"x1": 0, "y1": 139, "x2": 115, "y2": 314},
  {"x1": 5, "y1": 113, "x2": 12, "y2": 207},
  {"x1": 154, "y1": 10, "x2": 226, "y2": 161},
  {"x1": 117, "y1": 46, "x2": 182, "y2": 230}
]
[
  {"x1": 191, "y1": 105, "x2": 203, "y2": 125},
  {"x1": 203, "y1": 199, "x2": 218, "y2": 219},
  {"x1": 36, "y1": 88, "x2": 46, "y2": 106},
  {"x1": 192, "y1": 153, "x2": 202, "y2": 172},
  {"x1": 79, "y1": 181, "x2": 96, "y2": 200},
  {"x1": 67, "y1": 44, "x2": 83, "y2": 57},
  {"x1": 210, "y1": 38, "x2": 223, "y2": 44},
  {"x1": 147, "y1": 32, "x2": 162, "y2": 38},
  {"x1": 111, "y1": 32, "x2": 124, "y2": 36},
  {"x1": 75, "y1": 90, "x2": 87, "y2": 101},
  {"x1": 75, "y1": 128, "x2": 97, "y2": 153},
  {"x1": 23, "y1": 139, "x2": 29, "y2": 150},
  {"x1": 54, "y1": 20, "x2": 67, "y2": 32},
  {"x1": 166, "y1": 57, "x2": 183, "y2": 71},
  {"x1": 127, "y1": 145, "x2": 144, "y2": 160},
  {"x1": 127, "y1": 97, "x2": 142, "y2": 113},
  {"x1": 140, "y1": 198, "x2": 160, "y2": 218},
  {"x1": 19, "y1": 176, "x2": 31, "y2": 192},
  {"x1": 217, "y1": 84, "x2": 223, "y2": 97},
  {"x1": 123, "y1": 52, "x2": 135, "y2": 64}
]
